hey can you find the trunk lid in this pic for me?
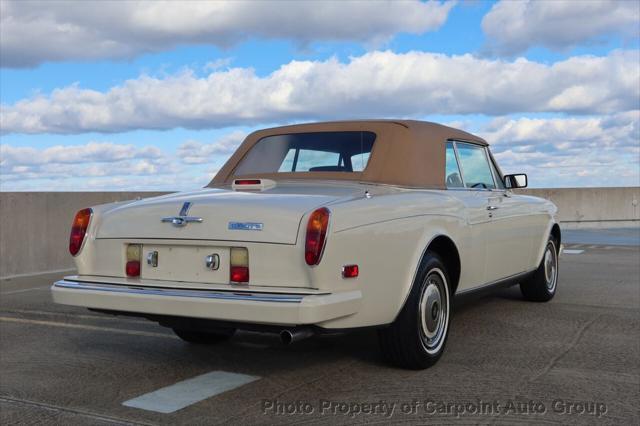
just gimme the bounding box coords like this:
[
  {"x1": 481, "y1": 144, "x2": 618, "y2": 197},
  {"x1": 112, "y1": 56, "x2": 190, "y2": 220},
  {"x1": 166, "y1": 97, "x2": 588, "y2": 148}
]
[{"x1": 96, "y1": 185, "x2": 358, "y2": 244}]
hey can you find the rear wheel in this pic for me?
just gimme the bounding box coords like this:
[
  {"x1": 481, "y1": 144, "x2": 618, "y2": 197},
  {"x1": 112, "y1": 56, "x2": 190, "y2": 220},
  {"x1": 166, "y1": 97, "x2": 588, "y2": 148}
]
[
  {"x1": 378, "y1": 253, "x2": 451, "y2": 369},
  {"x1": 172, "y1": 327, "x2": 235, "y2": 344},
  {"x1": 520, "y1": 238, "x2": 559, "y2": 302}
]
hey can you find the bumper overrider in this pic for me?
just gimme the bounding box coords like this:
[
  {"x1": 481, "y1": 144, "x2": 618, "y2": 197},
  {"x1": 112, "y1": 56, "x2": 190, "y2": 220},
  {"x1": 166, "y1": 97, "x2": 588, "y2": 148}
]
[{"x1": 51, "y1": 278, "x2": 362, "y2": 326}]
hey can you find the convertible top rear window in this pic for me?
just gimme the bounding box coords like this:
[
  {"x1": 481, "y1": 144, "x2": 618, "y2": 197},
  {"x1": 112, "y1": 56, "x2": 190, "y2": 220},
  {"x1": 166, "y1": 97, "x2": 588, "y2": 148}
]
[{"x1": 233, "y1": 131, "x2": 376, "y2": 176}]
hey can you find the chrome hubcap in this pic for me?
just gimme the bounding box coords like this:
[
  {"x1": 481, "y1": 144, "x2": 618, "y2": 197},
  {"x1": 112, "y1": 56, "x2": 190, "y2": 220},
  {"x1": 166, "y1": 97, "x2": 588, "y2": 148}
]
[
  {"x1": 419, "y1": 269, "x2": 449, "y2": 354},
  {"x1": 544, "y1": 243, "x2": 558, "y2": 292}
]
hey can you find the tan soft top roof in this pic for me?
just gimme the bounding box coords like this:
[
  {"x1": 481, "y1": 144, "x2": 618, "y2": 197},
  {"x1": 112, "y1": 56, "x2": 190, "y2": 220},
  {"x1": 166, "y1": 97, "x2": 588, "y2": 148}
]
[{"x1": 209, "y1": 120, "x2": 487, "y2": 189}]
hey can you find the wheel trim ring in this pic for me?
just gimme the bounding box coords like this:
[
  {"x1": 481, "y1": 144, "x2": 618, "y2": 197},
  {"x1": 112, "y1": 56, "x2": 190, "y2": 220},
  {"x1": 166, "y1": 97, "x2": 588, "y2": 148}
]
[
  {"x1": 544, "y1": 241, "x2": 558, "y2": 293},
  {"x1": 418, "y1": 268, "x2": 449, "y2": 355}
]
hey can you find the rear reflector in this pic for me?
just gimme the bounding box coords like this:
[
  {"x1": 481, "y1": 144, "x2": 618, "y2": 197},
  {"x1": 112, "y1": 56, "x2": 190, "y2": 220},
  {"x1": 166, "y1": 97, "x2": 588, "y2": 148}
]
[
  {"x1": 69, "y1": 208, "x2": 92, "y2": 256},
  {"x1": 342, "y1": 265, "x2": 359, "y2": 278},
  {"x1": 230, "y1": 266, "x2": 249, "y2": 283},
  {"x1": 305, "y1": 207, "x2": 330, "y2": 266},
  {"x1": 126, "y1": 260, "x2": 141, "y2": 277},
  {"x1": 230, "y1": 247, "x2": 249, "y2": 283},
  {"x1": 126, "y1": 244, "x2": 142, "y2": 277}
]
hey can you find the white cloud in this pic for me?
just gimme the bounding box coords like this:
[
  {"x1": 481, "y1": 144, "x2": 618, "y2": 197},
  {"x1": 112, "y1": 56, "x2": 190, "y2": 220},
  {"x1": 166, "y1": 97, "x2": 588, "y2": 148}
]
[
  {"x1": 0, "y1": 141, "x2": 177, "y2": 189},
  {"x1": 203, "y1": 58, "x2": 235, "y2": 72},
  {"x1": 480, "y1": 111, "x2": 639, "y2": 148},
  {"x1": 0, "y1": 139, "x2": 226, "y2": 191},
  {"x1": 2, "y1": 112, "x2": 638, "y2": 190},
  {"x1": 482, "y1": 0, "x2": 640, "y2": 56},
  {"x1": 177, "y1": 131, "x2": 246, "y2": 164},
  {"x1": 0, "y1": 0, "x2": 454, "y2": 68},
  {"x1": 2, "y1": 49, "x2": 638, "y2": 135},
  {"x1": 478, "y1": 111, "x2": 640, "y2": 187},
  {"x1": 0, "y1": 142, "x2": 162, "y2": 166}
]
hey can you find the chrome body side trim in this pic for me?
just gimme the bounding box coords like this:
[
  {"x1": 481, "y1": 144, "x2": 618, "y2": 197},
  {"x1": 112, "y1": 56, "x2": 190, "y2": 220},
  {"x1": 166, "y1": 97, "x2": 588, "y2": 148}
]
[
  {"x1": 455, "y1": 268, "x2": 536, "y2": 299},
  {"x1": 53, "y1": 280, "x2": 304, "y2": 303}
]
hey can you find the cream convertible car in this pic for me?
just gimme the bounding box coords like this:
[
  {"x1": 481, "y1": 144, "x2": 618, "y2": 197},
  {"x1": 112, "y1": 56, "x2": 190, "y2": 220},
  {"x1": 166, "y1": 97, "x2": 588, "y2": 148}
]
[{"x1": 52, "y1": 120, "x2": 560, "y2": 369}]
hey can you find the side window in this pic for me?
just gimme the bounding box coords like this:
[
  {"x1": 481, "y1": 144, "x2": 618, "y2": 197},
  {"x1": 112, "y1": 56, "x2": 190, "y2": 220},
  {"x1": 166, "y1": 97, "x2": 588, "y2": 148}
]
[
  {"x1": 278, "y1": 149, "x2": 297, "y2": 172},
  {"x1": 351, "y1": 152, "x2": 370, "y2": 172},
  {"x1": 445, "y1": 142, "x2": 464, "y2": 188},
  {"x1": 456, "y1": 143, "x2": 496, "y2": 189}
]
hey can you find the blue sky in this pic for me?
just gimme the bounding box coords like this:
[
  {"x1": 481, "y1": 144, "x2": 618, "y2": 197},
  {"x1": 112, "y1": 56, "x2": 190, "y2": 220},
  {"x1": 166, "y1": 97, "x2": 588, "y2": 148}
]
[{"x1": 1, "y1": 0, "x2": 638, "y2": 191}]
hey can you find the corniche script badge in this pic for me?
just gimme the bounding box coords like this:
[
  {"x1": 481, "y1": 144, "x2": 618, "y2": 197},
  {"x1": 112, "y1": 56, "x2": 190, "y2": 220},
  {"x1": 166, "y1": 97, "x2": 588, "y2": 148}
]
[
  {"x1": 161, "y1": 202, "x2": 203, "y2": 227},
  {"x1": 228, "y1": 222, "x2": 264, "y2": 231}
]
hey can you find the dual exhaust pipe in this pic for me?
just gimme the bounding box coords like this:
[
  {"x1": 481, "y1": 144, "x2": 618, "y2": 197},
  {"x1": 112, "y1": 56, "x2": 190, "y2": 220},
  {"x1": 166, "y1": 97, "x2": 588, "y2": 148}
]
[{"x1": 279, "y1": 327, "x2": 314, "y2": 345}]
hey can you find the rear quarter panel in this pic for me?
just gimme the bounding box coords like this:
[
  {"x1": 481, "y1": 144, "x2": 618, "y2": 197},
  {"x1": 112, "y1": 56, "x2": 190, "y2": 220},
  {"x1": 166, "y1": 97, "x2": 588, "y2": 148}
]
[
  {"x1": 313, "y1": 189, "x2": 470, "y2": 328},
  {"x1": 72, "y1": 200, "x2": 137, "y2": 273},
  {"x1": 522, "y1": 194, "x2": 560, "y2": 265}
]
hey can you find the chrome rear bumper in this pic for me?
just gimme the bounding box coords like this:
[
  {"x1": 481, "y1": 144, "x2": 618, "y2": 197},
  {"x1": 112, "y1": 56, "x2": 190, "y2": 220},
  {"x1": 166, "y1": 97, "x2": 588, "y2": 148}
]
[{"x1": 52, "y1": 278, "x2": 361, "y2": 326}]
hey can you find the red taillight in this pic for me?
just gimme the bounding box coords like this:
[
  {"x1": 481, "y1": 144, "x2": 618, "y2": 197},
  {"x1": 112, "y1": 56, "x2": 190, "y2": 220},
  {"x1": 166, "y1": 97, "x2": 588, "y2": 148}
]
[
  {"x1": 305, "y1": 207, "x2": 330, "y2": 266},
  {"x1": 230, "y1": 266, "x2": 249, "y2": 283},
  {"x1": 342, "y1": 265, "x2": 359, "y2": 278},
  {"x1": 230, "y1": 247, "x2": 249, "y2": 283},
  {"x1": 69, "y1": 208, "x2": 92, "y2": 256},
  {"x1": 126, "y1": 260, "x2": 140, "y2": 277}
]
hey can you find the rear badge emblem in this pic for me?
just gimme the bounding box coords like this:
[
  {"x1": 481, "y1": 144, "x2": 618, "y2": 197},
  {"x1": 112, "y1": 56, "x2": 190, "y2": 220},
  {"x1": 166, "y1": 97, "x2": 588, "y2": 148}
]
[
  {"x1": 228, "y1": 222, "x2": 264, "y2": 231},
  {"x1": 161, "y1": 201, "x2": 203, "y2": 227}
]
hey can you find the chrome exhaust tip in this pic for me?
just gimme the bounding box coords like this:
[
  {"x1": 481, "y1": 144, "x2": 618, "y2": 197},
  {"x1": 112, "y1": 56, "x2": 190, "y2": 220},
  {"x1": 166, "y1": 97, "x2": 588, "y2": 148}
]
[{"x1": 280, "y1": 328, "x2": 314, "y2": 345}]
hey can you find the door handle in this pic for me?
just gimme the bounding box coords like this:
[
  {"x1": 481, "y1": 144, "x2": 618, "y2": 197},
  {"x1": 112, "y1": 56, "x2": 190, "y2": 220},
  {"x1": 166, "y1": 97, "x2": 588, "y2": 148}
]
[{"x1": 487, "y1": 205, "x2": 499, "y2": 211}]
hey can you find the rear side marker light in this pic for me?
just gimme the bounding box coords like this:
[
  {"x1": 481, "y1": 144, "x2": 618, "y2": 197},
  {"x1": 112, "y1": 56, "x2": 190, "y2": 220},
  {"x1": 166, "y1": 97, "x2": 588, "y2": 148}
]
[
  {"x1": 126, "y1": 244, "x2": 142, "y2": 277},
  {"x1": 230, "y1": 247, "x2": 249, "y2": 283},
  {"x1": 305, "y1": 207, "x2": 330, "y2": 266},
  {"x1": 342, "y1": 265, "x2": 359, "y2": 278}
]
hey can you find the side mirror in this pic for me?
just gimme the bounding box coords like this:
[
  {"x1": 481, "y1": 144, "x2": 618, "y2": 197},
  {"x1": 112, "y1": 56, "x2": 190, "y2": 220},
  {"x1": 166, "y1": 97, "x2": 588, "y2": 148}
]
[{"x1": 504, "y1": 173, "x2": 528, "y2": 189}]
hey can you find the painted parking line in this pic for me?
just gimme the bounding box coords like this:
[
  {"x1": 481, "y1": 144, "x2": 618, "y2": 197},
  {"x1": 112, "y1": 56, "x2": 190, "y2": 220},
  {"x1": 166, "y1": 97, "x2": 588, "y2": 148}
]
[
  {"x1": 3, "y1": 308, "x2": 149, "y2": 324},
  {"x1": 122, "y1": 371, "x2": 260, "y2": 413},
  {"x1": 0, "y1": 316, "x2": 177, "y2": 339},
  {"x1": 0, "y1": 287, "x2": 49, "y2": 296},
  {"x1": 563, "y1": 249, "x2": 585, "y2": 254}
]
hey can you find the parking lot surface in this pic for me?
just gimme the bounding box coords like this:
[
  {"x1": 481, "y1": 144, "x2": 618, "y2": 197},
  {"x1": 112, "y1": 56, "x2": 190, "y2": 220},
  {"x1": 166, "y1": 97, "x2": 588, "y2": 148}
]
[{"x1": 1, "y1": 231, "x2": 638, "y2": 425}]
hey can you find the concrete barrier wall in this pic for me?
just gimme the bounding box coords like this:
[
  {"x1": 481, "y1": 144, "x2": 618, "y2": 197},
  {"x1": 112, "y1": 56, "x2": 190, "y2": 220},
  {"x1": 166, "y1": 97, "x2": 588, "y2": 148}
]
[
  {"x1": 518, "y1": 187, "x2": 640, "y2": 227},
  {"x1": 1, "y1": 187, "x2": 638, "y2": 278},
  {"x1": 0, "y1": 192, "x2": 168, "y2": 278}
]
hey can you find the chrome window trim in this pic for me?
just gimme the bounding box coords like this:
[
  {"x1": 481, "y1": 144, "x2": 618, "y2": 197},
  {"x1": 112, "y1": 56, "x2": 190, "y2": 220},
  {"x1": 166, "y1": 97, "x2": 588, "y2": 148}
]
[
  {"x1": 482, "y1": 147, "x2": 499, "y2": 189},
  {"x1": 53, "y1": 280, "x2": 305, "y2": 303},
  {"x1": 485, "y1": 148, "x2": 505, "y2": 191},
  {"x1": 445, "y1": 141, "x2": 465, "y2": 189}
]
